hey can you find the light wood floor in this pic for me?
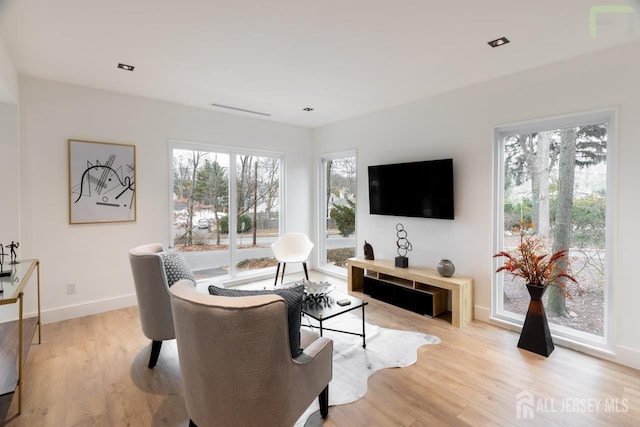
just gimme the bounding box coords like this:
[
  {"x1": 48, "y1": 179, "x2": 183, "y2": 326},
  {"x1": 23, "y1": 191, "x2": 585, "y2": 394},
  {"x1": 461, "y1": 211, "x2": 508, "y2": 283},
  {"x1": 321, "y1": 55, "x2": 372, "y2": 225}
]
[{"x1": 5, "y1": 272, "x2": 640, "y2": 426}]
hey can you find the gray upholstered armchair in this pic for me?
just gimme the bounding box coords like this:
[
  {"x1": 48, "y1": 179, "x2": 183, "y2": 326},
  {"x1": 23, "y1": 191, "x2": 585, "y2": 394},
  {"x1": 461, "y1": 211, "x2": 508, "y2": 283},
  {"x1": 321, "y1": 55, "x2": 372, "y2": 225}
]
[
  {"x1": 169, "y1": 280, "x2": 333, "y2": 427},
  {"x1": 128, "y1": 243, "x2": 175, "y2": 368}
]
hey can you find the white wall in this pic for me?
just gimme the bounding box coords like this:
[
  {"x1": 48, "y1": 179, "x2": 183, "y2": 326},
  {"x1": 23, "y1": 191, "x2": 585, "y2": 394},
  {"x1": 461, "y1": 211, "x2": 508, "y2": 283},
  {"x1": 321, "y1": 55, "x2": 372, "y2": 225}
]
[
  {"x1": 0, "y1": 34, "x2": 19, "y2": 255},
  {"x1": 0, "y1": 35, "x2": 18, "y2": 103},
  {"x1": 0, "y1": 34, "x2": 20, "y2": 323},
  {"x1": 18, "y1": 76, "x2": 313, "y2": 322},
  {"x1": 312, "y1": 41, "x2": 640, "y2": 369},
  {"x1": 0, "y1": 103, "x2": 18, "y2": 241}
]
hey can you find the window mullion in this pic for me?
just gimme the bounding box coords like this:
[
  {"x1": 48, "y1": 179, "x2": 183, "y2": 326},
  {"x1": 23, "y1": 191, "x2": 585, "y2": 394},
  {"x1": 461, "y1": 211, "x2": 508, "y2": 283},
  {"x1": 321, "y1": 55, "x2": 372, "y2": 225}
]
[{"x1": 228, "y1": 153, "x2": 238, "y2": 277}]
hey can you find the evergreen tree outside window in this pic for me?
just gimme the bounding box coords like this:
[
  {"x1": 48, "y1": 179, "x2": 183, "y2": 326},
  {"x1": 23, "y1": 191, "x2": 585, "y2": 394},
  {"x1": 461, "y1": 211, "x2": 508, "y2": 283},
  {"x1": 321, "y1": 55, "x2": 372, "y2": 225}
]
[
  {"x1": 493, "y1": 111, "x2": 613, "y2": 349},
  {"x1": 171, "y1": 142, "x2": 283, "y2": 281},
  {"x1": 319, "y1": 152, "x2": 357, "y2": 272}
]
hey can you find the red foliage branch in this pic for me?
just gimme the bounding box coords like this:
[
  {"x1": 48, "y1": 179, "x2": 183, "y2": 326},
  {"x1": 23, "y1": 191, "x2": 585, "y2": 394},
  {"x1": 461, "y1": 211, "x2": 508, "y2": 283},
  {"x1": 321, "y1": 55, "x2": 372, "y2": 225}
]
[{"x1": 494, "y1": 222, "x2": 578, "y2": 297}]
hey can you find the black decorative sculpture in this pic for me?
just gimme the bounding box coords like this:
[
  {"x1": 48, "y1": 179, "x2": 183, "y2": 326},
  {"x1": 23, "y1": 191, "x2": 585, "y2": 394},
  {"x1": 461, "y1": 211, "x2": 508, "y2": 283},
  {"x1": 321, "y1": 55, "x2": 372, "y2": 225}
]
[
  {"x1": 395, "y1": 223, "x2": 412, "y2": 268},
  {"x1": 364, "y1": 241, "x2": 375, "y2": 260},
  {"x1": 7, "y1": 241, "x2": 19, "y2": 264}
]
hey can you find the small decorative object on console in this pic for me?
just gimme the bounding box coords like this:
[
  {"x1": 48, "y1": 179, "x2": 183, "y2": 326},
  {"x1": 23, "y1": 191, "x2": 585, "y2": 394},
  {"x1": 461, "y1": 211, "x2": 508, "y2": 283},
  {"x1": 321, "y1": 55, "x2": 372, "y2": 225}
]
[
  {"x1": 7, "y1": 241, "x2": 19, "y2": 264},
  {"x1": 395, "y1": 223, "x2": 412, "y2": 268},
  {"x1": 0, "y1": 243, "x2": 10, "y2": 277},
  {"x1": 364, "y1": 240, "x2": 375, "y2": 260},
  {"x1": 437, "y1": 259, "x2": 455, "y2": 277}
]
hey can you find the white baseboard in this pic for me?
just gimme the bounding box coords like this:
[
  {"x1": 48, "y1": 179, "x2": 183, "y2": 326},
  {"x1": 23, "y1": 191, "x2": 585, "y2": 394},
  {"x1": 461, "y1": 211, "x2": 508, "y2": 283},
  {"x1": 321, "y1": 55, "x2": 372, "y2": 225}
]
[
  {"x1": 41, "y1": 294, "x2": 138, "y2": 324},
  {"x1": 473, "y1": 305, "x2": 491, "y2": 322},
  {"x1": 614, "y1": 344, "x2": 640, "y2": 370}
]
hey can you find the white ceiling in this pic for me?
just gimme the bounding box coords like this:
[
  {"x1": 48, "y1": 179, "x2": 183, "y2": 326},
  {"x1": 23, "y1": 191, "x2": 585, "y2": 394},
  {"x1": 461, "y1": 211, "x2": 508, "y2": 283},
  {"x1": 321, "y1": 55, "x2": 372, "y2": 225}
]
[{"x1": 1, "y1": 0, "x2": 639, "y2": 128}]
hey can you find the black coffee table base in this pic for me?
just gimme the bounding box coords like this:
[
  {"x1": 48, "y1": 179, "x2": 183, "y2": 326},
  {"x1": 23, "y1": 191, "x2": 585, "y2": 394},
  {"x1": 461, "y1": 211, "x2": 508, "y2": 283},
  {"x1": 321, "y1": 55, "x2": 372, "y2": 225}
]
[{"x1": 301, "y1": 293, "x2": 368, "y2": 349}]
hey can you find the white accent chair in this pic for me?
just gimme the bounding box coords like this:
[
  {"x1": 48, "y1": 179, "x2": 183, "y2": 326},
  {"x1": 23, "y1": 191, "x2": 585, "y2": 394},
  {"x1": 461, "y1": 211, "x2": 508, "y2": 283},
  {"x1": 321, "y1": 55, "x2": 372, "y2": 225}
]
[
  {"x1": 128, "y1": 243, "x2": 174, "y2": 368},
  {"x1": 169, "y1": 280, "x2": 333, "y2": 427},
  {"x1": 271, "y1": 232, "x2": 314, "y2": 286}
]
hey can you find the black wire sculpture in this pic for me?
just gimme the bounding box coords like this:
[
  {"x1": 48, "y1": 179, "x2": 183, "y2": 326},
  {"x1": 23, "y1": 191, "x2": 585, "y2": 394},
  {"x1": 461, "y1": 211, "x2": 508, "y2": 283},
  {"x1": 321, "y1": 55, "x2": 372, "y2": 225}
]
[{"x1": 395, "y1": 223, "x2": 412, "y2": 268}]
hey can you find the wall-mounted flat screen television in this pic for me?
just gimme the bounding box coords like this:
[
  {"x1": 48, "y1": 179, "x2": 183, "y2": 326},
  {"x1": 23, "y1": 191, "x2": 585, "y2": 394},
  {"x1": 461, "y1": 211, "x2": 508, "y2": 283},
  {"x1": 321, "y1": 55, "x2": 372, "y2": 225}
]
[{"x1": 368, "y1": 158, "x2": 454, "y2": 219}]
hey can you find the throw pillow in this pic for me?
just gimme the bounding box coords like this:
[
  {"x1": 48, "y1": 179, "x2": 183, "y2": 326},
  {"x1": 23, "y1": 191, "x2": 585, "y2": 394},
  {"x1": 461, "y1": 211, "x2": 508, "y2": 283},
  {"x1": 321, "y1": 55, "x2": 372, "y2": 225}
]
[
  {"x1": 208, "y1": 285, "x2": 305, "y2": 358},
  {"x1": 160, "y1": 249, "x2": 196, "y2": 287}
]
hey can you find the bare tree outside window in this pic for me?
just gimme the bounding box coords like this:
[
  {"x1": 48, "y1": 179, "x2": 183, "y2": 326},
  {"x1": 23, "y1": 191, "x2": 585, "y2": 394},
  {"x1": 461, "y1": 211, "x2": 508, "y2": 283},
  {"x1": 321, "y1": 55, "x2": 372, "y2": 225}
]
[
  {"x1": 499, "y1": 122, "x2": 608, "y2": 338},
  {"x1": 171, "y1": 147, "x2": 282, "y2": 280}
]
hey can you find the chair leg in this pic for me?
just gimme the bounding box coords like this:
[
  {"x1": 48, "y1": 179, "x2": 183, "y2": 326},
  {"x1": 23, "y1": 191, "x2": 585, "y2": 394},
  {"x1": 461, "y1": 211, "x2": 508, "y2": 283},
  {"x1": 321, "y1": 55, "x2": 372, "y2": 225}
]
[
  {"x1": 302, "y1": 262, "x2": 309, "y2": 281},
  {"x1": 148, "y1": 340, "x2": 163, "y2": 369},
  {"x1": 319, "y1": 385, "x2": 329, "y2": 418},
  {"x1": 274, "y1": 263, "x2": 281, "y2": 287},
  {"x1": 280, "y1": 263, "x2": 286, "y2": 283}
]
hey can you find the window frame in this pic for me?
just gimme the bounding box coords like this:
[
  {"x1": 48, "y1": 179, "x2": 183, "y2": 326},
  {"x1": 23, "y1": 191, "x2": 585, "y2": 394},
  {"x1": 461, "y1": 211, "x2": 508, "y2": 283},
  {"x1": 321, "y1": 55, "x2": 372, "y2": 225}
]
[
  {"x1": 316, "y1": 149, "x2": 357, "y2": 277},
  {"x1": 491, "y1": 109, "x2": 616, "y2": 353},
  {"x1": 168, "y1": 139, "x2": 285, "y2": 283}
]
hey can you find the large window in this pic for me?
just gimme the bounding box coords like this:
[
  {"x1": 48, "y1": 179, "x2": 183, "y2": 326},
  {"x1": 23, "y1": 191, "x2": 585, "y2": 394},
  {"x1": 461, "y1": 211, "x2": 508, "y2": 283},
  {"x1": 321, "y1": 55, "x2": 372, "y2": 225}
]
[
  {"x1": 318, "y1": 152, "x2": 356, "y2": 273},
  {"x1": 170, "y1": 142, "x2": 283, "y2": 281},
  {"x1": 493, "y1": 111, "x2": 613, "y2": 348}
]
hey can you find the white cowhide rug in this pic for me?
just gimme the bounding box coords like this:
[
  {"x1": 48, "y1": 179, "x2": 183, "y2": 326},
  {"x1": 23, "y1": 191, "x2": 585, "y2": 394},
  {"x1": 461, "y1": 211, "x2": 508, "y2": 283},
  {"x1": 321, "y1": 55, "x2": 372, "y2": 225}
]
[{"x1": 294, "y1": 313, "x2": 440, "y2": 427}]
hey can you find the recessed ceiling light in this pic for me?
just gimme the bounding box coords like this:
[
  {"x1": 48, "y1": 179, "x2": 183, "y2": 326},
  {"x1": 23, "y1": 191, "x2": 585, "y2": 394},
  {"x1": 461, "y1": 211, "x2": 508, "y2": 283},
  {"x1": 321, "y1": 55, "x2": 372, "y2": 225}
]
[
  {"x1": 303, "y1": 107, "x2": 314, "y2": 112},
  {"x1": 117, "y1": 63, "x2": 135, "y2": 71},
  {"x1": 210, "y1": 103, "x2": 271, "y2": 117},
  {"x1": 488, "y1": 37, "x2": 510, "y2": 48}
]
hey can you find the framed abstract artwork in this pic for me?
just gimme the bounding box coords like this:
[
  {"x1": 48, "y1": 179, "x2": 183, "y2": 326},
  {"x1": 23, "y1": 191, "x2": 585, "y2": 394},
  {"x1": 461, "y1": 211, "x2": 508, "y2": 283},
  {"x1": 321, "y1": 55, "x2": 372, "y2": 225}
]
[{"x1": 68, "y1": 139, "x2": 136, "y2": 224}]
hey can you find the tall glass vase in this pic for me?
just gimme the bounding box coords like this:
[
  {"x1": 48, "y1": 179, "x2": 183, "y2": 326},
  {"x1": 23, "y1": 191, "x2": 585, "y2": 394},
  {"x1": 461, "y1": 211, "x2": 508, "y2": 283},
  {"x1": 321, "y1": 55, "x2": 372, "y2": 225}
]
[{"x1": 517, "y1": 284, "x2": 554, "y2": 357}]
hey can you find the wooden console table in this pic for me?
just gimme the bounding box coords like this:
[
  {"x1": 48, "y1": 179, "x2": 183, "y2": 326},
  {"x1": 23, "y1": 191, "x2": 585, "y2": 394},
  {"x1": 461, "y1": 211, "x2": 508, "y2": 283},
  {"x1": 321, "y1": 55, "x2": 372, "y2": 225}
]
[
  {"x1": 347, "y1": 257, "x2": 473, "y2": 327},
  {"x1": 0, "y1": 259, "x2": 42, "y2": 421}
]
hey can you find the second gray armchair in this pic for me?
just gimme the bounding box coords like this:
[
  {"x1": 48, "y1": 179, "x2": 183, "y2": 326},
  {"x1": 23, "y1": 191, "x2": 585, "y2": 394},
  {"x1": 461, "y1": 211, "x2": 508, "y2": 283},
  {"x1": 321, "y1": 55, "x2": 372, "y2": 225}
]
[
  {"x1": 128, "y1": 243, "x2": 176, "y2": 368},
  {"x1": 170, "y1": 280, "x2": 333, "y2": 427}
]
